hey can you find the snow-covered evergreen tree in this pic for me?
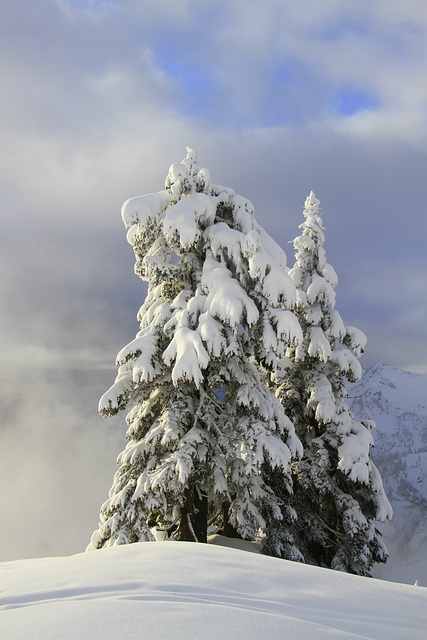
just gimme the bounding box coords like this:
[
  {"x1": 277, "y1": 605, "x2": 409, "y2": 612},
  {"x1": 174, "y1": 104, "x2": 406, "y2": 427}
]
[
  {"x1": 88, "y1": 148, "x2": 302, "y2": 550},
  {"x1": 275, "y1": 191, "x2": 392, "y2": 575}
]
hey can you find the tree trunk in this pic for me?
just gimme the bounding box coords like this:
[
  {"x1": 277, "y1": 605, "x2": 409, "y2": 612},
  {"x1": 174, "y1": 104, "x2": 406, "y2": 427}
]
[
  {"x1": 192, "y1": 487, "x2": 208, "y2": 543},
  {"x1": 220, "y1": 501, "x2": 240, "y2": 538},
  {"x1": 176, "y1": 486, "x2": 208, "y2": 543}
]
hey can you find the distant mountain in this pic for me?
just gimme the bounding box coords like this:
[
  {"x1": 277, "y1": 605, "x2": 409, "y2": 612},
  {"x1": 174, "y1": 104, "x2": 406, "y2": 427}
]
[{"x1": 347, "y1": 363, "x2": 427, "y2": 585}]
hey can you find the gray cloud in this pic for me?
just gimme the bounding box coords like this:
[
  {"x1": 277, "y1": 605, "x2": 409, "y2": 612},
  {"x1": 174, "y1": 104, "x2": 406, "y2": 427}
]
[{"x1": 0, "y1": 367, "x2": 125, "y2": 560}]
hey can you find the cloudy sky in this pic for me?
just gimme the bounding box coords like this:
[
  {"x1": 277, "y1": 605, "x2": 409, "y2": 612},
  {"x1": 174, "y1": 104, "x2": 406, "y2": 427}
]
[{"x1": 1, "y1": 0, "x2": 426, "y2": 561}]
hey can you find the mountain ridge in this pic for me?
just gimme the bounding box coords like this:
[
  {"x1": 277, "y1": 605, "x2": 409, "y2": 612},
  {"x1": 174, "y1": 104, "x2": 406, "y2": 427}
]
[{"x1": 347, "y1": 363, "x2": 427, "y2": 585}]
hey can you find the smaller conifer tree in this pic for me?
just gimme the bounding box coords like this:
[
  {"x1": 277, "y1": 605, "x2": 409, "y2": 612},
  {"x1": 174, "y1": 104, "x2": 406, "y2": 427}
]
[{"x1": 275, "y1": 191, "x2": 392, "y2": 575}]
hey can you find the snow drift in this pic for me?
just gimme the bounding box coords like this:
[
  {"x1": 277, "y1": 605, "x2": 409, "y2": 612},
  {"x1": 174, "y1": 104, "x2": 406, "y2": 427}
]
[{"x1": 1, "y1": 541, "x2": 426, "y2": 640}]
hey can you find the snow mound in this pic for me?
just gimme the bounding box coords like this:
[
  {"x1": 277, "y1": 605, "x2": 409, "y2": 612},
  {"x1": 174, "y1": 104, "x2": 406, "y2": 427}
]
[{"x1": 1, "y1": 541, "x2": 426, "y2": 640}]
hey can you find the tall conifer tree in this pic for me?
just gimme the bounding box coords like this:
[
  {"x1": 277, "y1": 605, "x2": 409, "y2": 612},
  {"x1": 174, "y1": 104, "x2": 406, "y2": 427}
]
[
  {"x1": 275, "y1": 191, "x2": 392, "y2": 575},
  {"x1": 88, "y1": 149, "x2": 302, "y2": 550}
]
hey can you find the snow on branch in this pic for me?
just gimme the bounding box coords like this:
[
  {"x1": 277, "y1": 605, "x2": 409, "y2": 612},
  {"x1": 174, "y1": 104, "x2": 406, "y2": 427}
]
[
  {"x1": 338, "y1": 420, "x2": 374, "y2": 485},
  {"x1": 98, "y1": 364, "x2": 133, "y2": 415},
  {"x1": 202, "y1": 256, "x2": 259, "y2": 327},
  {"x1": 306, "y1": 273, "x2": 336, "y2": 307},
  {"x1": 344, "y1": 326, "x2": 367, "y2": 357},
  {"x1": 308, "y1": 326, "x2": 332, "y2": 362},
  {"x1": 163, "y1": 194, "x2": 216, "y2": 249},
  {"x1": 121, "y1": 191, "x2": 173, "y2": 228},
  {"x1": 162, "y1": 327, "x2": 210, "y2": 388}
]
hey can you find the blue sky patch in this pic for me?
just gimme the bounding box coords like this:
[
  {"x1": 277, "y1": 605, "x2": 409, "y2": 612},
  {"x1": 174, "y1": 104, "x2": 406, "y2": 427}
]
[
  {"x1": 214, "y1": 387, "x2": 226, "y2": 403},
  {"x1": 331, "y1": 88, "x2": 379, "y2": 116},
  {"x1": 159, "y1": 58, "x2": 220, "y2": 120},
  {"x1": 156, "y1": 52, "x2": 311, "y2": 127}
]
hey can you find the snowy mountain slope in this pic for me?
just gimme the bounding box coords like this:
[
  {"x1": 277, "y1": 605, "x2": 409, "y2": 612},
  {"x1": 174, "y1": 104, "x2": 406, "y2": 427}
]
[
  {"x1": 1, "y1": 541, "x2": 426, "y2": 640},
  {"x1": 347, "y1": 364, "x2": 427, "y2": 585}
]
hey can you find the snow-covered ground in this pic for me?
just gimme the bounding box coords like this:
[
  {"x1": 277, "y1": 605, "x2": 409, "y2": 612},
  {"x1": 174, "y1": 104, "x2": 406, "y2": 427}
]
[{"x1": 1, "y1": 539, "x2": 426, "y2": 640}]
